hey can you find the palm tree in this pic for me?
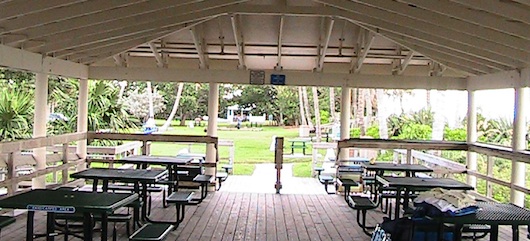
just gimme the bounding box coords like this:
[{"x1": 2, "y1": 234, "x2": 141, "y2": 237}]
[
  {"x1": 298, "y1": 87, "x2": 306, "y2": 126},
  {"x1": 302, "y1": 87, "x2": 314, "y2": 129},
  {"x1": 312, "y1": 87, "x2": 321, "y2": 141},
  {"x1": 329, "y1": 87, "x2": 335, "y2": 122},
  {"x1": 160, "y1": 82, "x2": 184, "y2": 131}
]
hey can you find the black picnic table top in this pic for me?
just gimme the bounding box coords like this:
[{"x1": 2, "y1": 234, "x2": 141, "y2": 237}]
[
  {"x1": 118, "y1": 155, "x2": 193, "y2": 166},
  {"x1": 71, "y1": 168, "x2": 167, "y2": 183},
  {"x1": 362, "y1": 162, "x2": 433, "y2": 174},
  {"x1": 376, "y1": 176, "x2": 474, "y2": 190},
  {"x1": 429, "y1": 202, "x2": 530, "y2": 241},
  {"x1": 0, "y1": 189, "x2": 138, "y2": 213}
]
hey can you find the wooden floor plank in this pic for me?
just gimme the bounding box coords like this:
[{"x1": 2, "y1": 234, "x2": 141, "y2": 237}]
[
  {"x1": 280, "y1": 195, "x2": 300, "y2": 241},
  {"x1": 302, "y1": 194, "x2": 332, "y2": 241},
  {"x1": 199, "y1": 192, "x2": 231, "y2": 241},
  {"x1": 265, "y1": 194, "x2": 277, "y2": 241},
  {"x1": 216, "y1": 191, "x2": 241, "y2": 241},
  {"x1": 243, "y1": 193, "x2": 258, "y2": 241},
  {"x1": 288, "y1": 194, "x2": 311, "y2": 241},
  {"x1": 294, "y1": 194, "x2": 320, "y2": 241},
  {"x1": 308, "y1": 194, "x2": 343, "y2": 241},
  {"x1": 255, "y1": 193, "x2": 267, "y2": 241},
  {"x1": 176, "y1": 191, "x2": 222, "y2": 241},
  {"x1": 273, "y1": 194, "x2": 289, "y2": 241},
  {"x1": 232, "y1": 192, "x2": 250, "y2": 241}
]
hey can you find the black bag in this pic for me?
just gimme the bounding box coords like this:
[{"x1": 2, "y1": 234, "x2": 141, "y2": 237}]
[{"x1": 380, "y1": 217, "x2": 413, "y2": 241}]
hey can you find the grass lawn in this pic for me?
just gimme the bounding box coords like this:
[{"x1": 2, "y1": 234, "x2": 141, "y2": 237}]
[{"x1": 147, "y1": 120, "x2": 326, "y2": 176}]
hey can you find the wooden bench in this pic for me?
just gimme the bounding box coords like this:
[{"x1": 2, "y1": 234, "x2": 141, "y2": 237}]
[
  {"x1": 129, "y1": 223, "x2": 173, "y2": 241},
  {"x1": 107, "y1": 184, "x2": 163, "y2": 214},
  {"x1": 56, "y1": 213, "x2": 132, "y2": 240},
  {"x1": 347, "y1": 195, "x2": 378, "y2": 236}
]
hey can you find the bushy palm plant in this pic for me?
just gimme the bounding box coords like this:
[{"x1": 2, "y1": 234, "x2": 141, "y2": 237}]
[{"x1": 0, "y1": 88, "x2": 33, "y2": 141}]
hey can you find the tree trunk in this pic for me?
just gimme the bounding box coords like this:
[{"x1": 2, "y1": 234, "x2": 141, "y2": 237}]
[
  {"x1": 312, "y1": 87, "x2": 321, "y2": 141},
  {"x1": 366, "y1": 89, "x2": 373, "y2": 127},
  {"x1": 302, "y1": 87, "x2": 314, "y2": 129},
  {"x1": 329, "y1": 87, "x2": 335, "y2": 122},
  {"x1": 160, "y1": 83, "x2": 184, "y2": 131},
  {"x1": 298, "y1": 87, "x2": 306, "y2": 126},
  {"x1": 356, "y1": 89, "x2": 366, "y2": 136},
  {"x1": 376, "y1": 89, "x2": 389, "y2": 139}
]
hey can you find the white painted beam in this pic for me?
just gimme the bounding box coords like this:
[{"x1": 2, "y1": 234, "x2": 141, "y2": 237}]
[
  {"x1": 350, "y1": 29, "x2": 374, "y2": 73},
  {"x1": 190, "y1": 26, "x2": 208, "y2": 69},
  {"x1": 467, "y1": 68, "x2": 530, "y2": 90},
  {"x1": 32, "y1": 73, "x2": 48, "y2": 188},
  {"x1": 396, "y1": 51, "x2": 415, "y2": 75},
  {"x1": 451, "y1": 0, "x2": 530, "y2": 25},
  {"x1": 276, "y1": 15, "x2": 284, "y2": 70},
  {"x1": 511, "y1": 85, "x2": 528, "y2": 206},
  {"x1": 0, "y1": 44, "x2": 88, "y2": 78},
  {"x1": 2, "y1": 0, "x2": 203, "y2": 45},
  {"x1": 354, "y1": 0, "x2": 530, "y2": 53},
  {"x1": 39, "y1": 1, "x2": 242, "y2": 54},
  {"x1": 399, "y1": 0, "x2": 530, "y2": 41},
  {"x1": 317, "y1": 18, "x2": 335, "y2": 72},
  {"x1": 314, "y1": 0, "x2": 529, "y2": 66},
  {"x1": 88, "y1": 66, "x2": 467, "y2": 90},
  {"x1": 1, "y1": 0, "x2": 147, "y2": 34},
  {"x1": 0, "y1": 0, "x2": 83, "y2": 22},
  {"x1": 230, "y1": 14, "x2": 246, "y2": 69},
  {"x1": 149, "y1": 42, "x2": 165, "y2": 68}
]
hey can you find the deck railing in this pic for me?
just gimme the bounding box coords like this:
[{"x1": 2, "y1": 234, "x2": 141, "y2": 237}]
[
  {"x1": 0, "y1": 132, "x2": 219, "y2": 197},
  {"x1": 337, "y1": 138, "x2": 530, "y2": 205}
]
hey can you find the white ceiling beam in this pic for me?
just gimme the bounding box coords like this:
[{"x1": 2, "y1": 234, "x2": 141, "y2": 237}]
[
  {"x1": 0, "y1": 44, "x2": 88, "y2": 78},
  {"x1": 378, "y1": 30, "x2": 491, "y2": 75},
  {"x1": 314, "y1": 0, "x2": 529, "y2": 66},
  {"x1": 396, "y1": 51, "x2": 415, "y2": 75},
  {"x1": 0, "y1": 0, "x2": 84, "y2": 22},
  {"x1": 44, "y1": 7, "x2": 227, "y2": 56},
  {"x1": 354, "y1": 0, "x2": 530, "y2": 53},
  {"x1": 1, "y1": 0, "x2": 203, "y2": 44},
  {"x1": 374, "y1": 28, "x2": 513, "y2": 71},
  {"x1": 88, "y1": 66, "x2": 468, "y2": 90},
  {"x1": 190, "y1": 26, "x2": 208, "y2": 69},
  {"x1": 149, "y1": 42, "x2": 166, "y2": 68},
  {"x1": 316, "y1": 17, "x2": 335, "y2": 72},
  {"x1": 276, "y1": 15, "x2": 284, "y2": 70},
  {"x1": 30, "y1": 0, "x2": 247, "y2": 53},
  {"x1": 230, "y1": 14, "x2": 246, "y2": 69},
  {"x1": 75, "y1": 18, "x2": 212, "y2": 64},
  {"x1": 350, "y1": 29, "x2": 374, "y2": 73},
  {"x1": 398, "y1": 0, "x2": 530, "y2": 41},
  {"x1": 467, "y1": 68, "x2": 530, "y2": 90},
  {"x1": 450, "y1": 0, "x2": 530, "y2": 25},
  {"x1": 0, "y1": 0, "x2": 147, "y2": 34}
]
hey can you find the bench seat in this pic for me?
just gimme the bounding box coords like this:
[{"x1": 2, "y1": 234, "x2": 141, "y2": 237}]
[
  {"x1": 0, "y1": 216, "x2": 15, "y2": 229},
  {"x1": 107, "y1": 184, "x2": 164, "y2": 193},
  {"x1": 166, "y1": 191, "x2": 194, "y2": 204},
  {"x1": 347, "y1": 196, "x2": 377, "y2": 236},
  {"x1": 129, "y1": 223, "x2": 173, "y2": 241}
]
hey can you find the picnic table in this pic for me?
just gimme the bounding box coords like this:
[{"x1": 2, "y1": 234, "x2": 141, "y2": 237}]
[
  {"x1": 288, "y1": 138, "x2": 311, "y2": 155},
  {"x1": 362, "y1": 162, "x2": 433, "y2": 177},
  {"x1": 377, "y1": 176, "x2": 474, "y2": 219},
  {"x1": 71, "y1": 168, "x2": 167, "y2": 225},
  {"x1": 429, "y1": 202, "x2": 530, "y2": 241},
  {"x1": 0, "y1": 189, "x2": 137, "y2": 241}
]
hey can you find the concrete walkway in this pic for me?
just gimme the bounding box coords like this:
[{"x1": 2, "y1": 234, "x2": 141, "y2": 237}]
[{"x1": 218, "y1": 163, "x2": 327, "y2": 194}]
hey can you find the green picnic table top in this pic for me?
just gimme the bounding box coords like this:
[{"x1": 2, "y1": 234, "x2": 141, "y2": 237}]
[
  {"x1": 377, "y1": 176, "x2": 473, "y2": 190},
  {"x1": 118, "y1": 155, "x2": 193, "y2": 166},
  {"x1": 70, "y1": 168, "x2": 167, "y2": 183},
  {"x1": 362, "y1": 163, "x2": 433, "y2": 173},
  {"x1": 0, "y1": 189, "x2": 138, "y2": 213}
]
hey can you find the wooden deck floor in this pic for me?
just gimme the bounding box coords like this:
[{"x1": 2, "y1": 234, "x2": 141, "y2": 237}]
[{"x1": 0, "y1": 175, "x2": 528, "y2": 240}]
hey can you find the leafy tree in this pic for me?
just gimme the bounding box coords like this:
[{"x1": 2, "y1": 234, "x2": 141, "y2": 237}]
[
  {"x1": 275, "y1": 86, "x2": 300, "y2": 125},
  {"x1": 122, "y1": 85, "x2": 166, "y2": 122}
]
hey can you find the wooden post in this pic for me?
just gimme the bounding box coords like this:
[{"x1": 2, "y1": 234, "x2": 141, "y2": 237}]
[
  {"x1": 62, "y1": 143, "x2": 69, "y2": 184},
  {"x1": 406, "y1": 149, "x2": 412, "y2": 164},
  {"x1": 275, "y1": 137, "x2": 284, "y2": 194},
  {"x1": 33, "y1": 73, "x2": 48, "y2": 189},
  {"x1": 142, "y1": 141, "x2": 149, "y2": 155},
  {"x1": 76, "y1": 78, "x2": 88, "y2": 172},
  {"x1": 7, "y1": 152, "x2": 17, "y2": 195},
  {"x1": 486, "y1": 155, "x2": 494, "y2": 198}
]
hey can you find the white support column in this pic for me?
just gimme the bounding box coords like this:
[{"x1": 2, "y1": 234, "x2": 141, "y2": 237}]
[
  {"x1": 77, "y1": 78, "x2": 89, "y2": 170},
  {"x1": 339, "y1": 85, "x2": 351, "y2": 160},
  {"x1": 466, "y1": 89, "x2": 477, "y2": 187},
  {"x1": 206, "y1": 83, "x2": 219, "y2": 181},
  {"x1": 511, "y1": 86, "x2": 528, "y2": 206},
  {"x1": 32, "y1": 73, "x2": 48, "y2": 189}
]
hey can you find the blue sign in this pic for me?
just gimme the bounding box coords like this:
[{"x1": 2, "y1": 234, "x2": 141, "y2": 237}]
[
  {"x1": 271, "y1": 74, "x2": 286, "y2": 85},
  {"x1": 27, "y1": 205, "x2": 76, "y2": 213}
]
